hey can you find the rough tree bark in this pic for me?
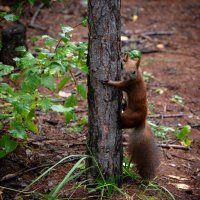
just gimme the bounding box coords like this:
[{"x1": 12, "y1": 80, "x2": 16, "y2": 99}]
[
  {"x1": 87, "y1": 0, "x2": 122, "y2": 185},
  {"x1": 0, "y1": 22, "x2": 26, "y2": 66}
]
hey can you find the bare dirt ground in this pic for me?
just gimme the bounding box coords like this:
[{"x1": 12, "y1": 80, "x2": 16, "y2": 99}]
[{"x1": 0, "y1": 0, "x2": 200, "y2": 199}]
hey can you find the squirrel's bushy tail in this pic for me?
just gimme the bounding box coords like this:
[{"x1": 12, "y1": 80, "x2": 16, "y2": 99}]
[{"x1": 127, "y1": 123, "x2": 160, "y2": 180}]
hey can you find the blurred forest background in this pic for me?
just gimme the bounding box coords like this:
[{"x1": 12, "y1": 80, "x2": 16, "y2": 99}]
[{"x1": 0, "y1": 0, "x2": 199, "y2": 199}]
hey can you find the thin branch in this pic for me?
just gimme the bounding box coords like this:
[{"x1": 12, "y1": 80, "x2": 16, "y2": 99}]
[
  {"x1": 0, "y1": 157, "x2": 81, "y2": 183},
  {"x1": 149, "y1": 113, "x2": 184, "y2": 118},
  {"x1": 29, "y1": 3, "x2": 47, "y2": 31},
  {"x1": 162, "y1": 50, "x2": 198, "y2": 59},
  {"x1": 0, "y1": 186, "x2": 32, "y2": 195},
  {"x1": 28, "y1": 138, "x2": 85, "y2": 143},
  {"x1": 158, "y1": 140, "x2": 177, "y2": 144},
  {"x1": 171, "y1": 154, "x2": 195, "y2": 162},
  {"x1": 190, "y1": 124, "x2": 200, "y2": 128},
  {"x1": 54, "y1": 22, "x2": 83, "y2": 52},
  {"x1": 143, "y1": 31, "x2": 174, "y2": 36},
  {"x1": 158, "y1": 144, "x2": 190, "y2": 150},
  {"x1": 0, "y1": 164, "x2": 50, "y2": 183},
  {"x1": 54, "y1": 38, "x2": 62, "y2": 53},
  {"x1": 73, "y1": 22, "x2": 83, "y2": 29},
  {"x1": 124, "y1": 142, "x2": 190, "y2": 150},
  {"x1": 139, "y1": 48, "x2": 160, "y2": 54},
  {"x1": 69, "y1": 69, "x2": 77, "y2": 85}
]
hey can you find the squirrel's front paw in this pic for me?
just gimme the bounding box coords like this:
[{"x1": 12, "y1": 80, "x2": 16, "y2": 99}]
[{"x1": 100, "y1": 79, "x2": 108, "y2": 85}]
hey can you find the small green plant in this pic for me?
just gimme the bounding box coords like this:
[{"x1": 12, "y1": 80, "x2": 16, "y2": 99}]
[
  {"x1": 138, "y1": 180, "x2": 176, "y2": 200},
  {"x1": 88, "y1": 177, "x2": 127, "y2": 199},
  {"x1": 123, "y1": 156, "x2": 139, "y2": 180},
  {"x1": 66, "y1": 116, "x2": 88, "y2": 132},
  {"x1": 148, "y1": 121, "x2": 175, "y2": 139},
  {"x1": 20, "y1": 154, "x2": 128, "y2": 200},
  {"x1": 48, "y1": 156, "x2": 89, "y2": 198},
  {"x1": 171, "y1": 95, "x2": 183, "y2": 104},
  {"x1": 176, "y1": 125, "x2": 192, "y2": 146},
  {"x1": 123, "y1": 156, "x2": 175, "y2": 200},
  {"x1": 122, "y1": 156, "x2": 175, "y2": 200},
  {"x1": 143, "y1": 71, "x2": 154, "y2": 82},
  {"x1": 1, "y1": 11, "x2": 16, "y2": 23},
  {"x1": 129, "y1": 50, "x2": 142, "y2": 59},
  {"x1": 7, "y1": 153, "x2": 176, "y2": 199}
]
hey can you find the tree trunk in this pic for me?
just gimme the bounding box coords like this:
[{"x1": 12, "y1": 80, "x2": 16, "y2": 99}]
[
  {"x1": 0, "y1": 22, "x2": 26, "y2": 66},
  {"x1": 87, "y1": 0, "x2": 122, "y2": 185}
]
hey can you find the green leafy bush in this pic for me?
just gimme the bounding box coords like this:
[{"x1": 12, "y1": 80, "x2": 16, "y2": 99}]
[
  {"x1": 148, "y1": 121, "x2": 175, "y2": 139},
  {"x1": 0, "y1": 25, "x2": 88, "y2": 158},
  {"x1": 0, "y1": 0, "x2": 52, "y2": 22}
]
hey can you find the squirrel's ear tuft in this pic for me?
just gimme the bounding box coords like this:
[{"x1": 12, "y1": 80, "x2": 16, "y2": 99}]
[
  {"x1": 136, "y1": 57, "x2": 141, "y2": 70},
  {"x1": 122, "y1": 53, "x2": 129, "y2": 63}
]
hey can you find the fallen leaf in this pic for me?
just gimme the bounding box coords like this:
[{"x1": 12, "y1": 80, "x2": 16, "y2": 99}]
[
  {"x1": 175, "y1": 183, "x2": 190, "y2": 190},
  {"x1": 157, "y1": 44, "x2": 164, "y2": 49},
  {"x1": 168, "y1": 163, "x2": 176, "y2": 167},
  {"x1": 25, "y1": 149, "x2": 33, "y2": 157},
  {"x1": 132, "y1": 15, "x2": 138, "y2": 22},
  {"x1": 167, "y1": 175, "x2": 189, "y2": 181},
  {"x1": 0, "y1": 6, "x2": 10, "y2": 12},
  {"x1": 58, "y1": 91, "x2": 72, "y2": 98},
  {"x1": 121, "y1": 36, "x2": 129, "y2": 41}
]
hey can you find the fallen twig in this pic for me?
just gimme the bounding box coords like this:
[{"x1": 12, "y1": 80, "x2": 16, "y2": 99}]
[
  {"x1": 0, "y1": 185, "x2": 32, "y2": 195},
  {"x1": 0, "y1": 157, "x2": 81, "y2": 183},
  {"x1": 139, "y1": 48, "x2": 159, "y2": 54},
  {"x1": 190, "y1": 124, "x2": 200, "y2": 128},
  {"x1": 29, "y1": 3, "x2": 47, "y2": 31},
  {"x1": 0, "y1": 164, "x2": 50, "y2": 183},
  {"x1": 121, "y1": 38, "x2": 142, "y2": 43},
  {"x1": 124, "y1": 142, "x2": 189, "y2": 150},
  {"x1": 43, "y1": 119, "x2": 59, "y2": 125},
  {"x1": 162, "y1": 50, "x2": 198, "y2": 59},
  {"x1": 158, "y1": 144, "x2": 190, "y2": 150},
  {"x1": 28, "y1": 138, "x2": 86, "y2": 145},
  {"x1": 163, "y1": 149, "x2": 172, "y2": 159},
  {"x1": 149, "y1": 113, "x2": 184, "y2": 118},
  {"x1": 140, "y1": 34, "x2": 154, "y2": 42},
  {"x1": 158, "y1": 140, "x2": 177, "y2": 144},
  {"x1": 171, "y1": 154, "x2": 195, "y2": 162},
  {"x1": 143, "y1": 31, "x2": 174, "y2": 36}
]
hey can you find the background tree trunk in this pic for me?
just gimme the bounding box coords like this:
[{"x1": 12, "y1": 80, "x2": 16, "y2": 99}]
[
  {"x1": 87, "y1": 0, "x2": 122, "y2": 185},
  {"x1": 0, "y1": 22, "x2": 26, "y2": 66}
]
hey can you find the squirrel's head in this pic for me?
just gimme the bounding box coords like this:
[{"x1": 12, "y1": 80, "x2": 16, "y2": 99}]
[{"x1": 121, "y1": 53, "x2": 141, "y2": 81}]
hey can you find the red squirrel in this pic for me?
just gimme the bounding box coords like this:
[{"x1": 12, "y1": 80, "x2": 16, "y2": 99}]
[{"x1": 106, "y1": 54, "x2": 160, "y2": 179}]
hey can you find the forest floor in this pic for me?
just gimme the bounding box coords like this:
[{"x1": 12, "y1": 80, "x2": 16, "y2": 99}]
[{"x1": 0, "y1": 0, "x2": 200, "y2": 199}]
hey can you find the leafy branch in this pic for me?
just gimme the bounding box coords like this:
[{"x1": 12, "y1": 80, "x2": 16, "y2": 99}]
[{"x1": 0, "y1": 24, "x2": 88, "y2": 158}]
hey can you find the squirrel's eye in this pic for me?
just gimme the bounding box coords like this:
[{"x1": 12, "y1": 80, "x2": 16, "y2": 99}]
[{"x1": 132, "y1": 71, "x2": 136, "y2": 75}]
